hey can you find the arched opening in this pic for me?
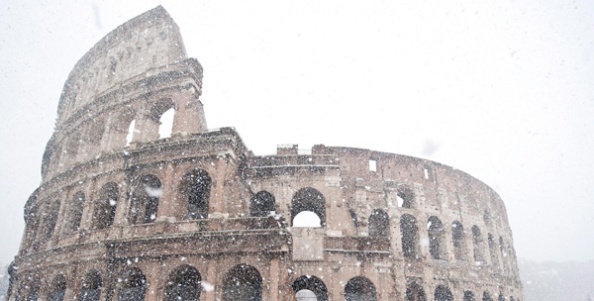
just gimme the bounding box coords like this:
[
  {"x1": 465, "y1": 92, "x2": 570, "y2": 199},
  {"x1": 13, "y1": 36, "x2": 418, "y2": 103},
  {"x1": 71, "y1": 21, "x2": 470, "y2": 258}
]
[
  {"x1": 48, "y1": 274, "x2": 66, "y2": 301},
  {"x1": 24, "y1": 277, "x2": 40, "y2": 301},
  {"x1": 67, "y1": 192, "x2": 85, "y2": 233},
  {"x1": 428, "y1": 216, "x2": 445, "y2": 260},
  {"x1": 117, "y1": 267, "x2": 146, "y2": 301},
  {"x1": 296, "y1": 289, "x2": 317, "y2": 301},
  {"x1": 400, "y1": 214, "x2": 419, "y2": 259},
  {"x1": 64, "y1": 131, "x2": 82, "y2": 163},
  {"x1": 250, "y1": 191, "x2": 276, "y2": 217},
  {"x1": 434, "y1": 285, "x2": 453, "y2": 301},
  {"x1": 499, "y1": 237, "x2": 508, "y2": 273},
  {"x1": 222, "y1": 264, "x2": 262, "y2": 301},
  {"x1": 483, "y1": 292, "x2": 493, "y2": 301},
  {"x1": 159, "y1": 108, "x2": 175, "y2": 139},
  {"x1": 42, "y1": 199, "x2": 61, "y2": 239},
  {"x1": 79, "y1": 270, "x2": 102, "y2": 301},
  {"x1": 125, "y1": 119, "x2": 136, "y2": 146},
  {"x1": 292, "y1": 275, "x2": 327, "y2": 301},
  {"x1": 130, "y1": 175, "x2": 162, "y2": 224},
  {"x1": 84, "y1": 119, "x2": 105, "y2": 156},
  {"x1": 180, "y1": 169, "x2": 211, "y2": 220},
  {"x1": 344, "y1": 276, "x2": 377, "y2": 301},
  {"x1": 452, "y1": 221, "x2": 465, "y2": 261},
  {"x1": 397, "y1": 186, "x2": 415, "y2": 208},
  {"x1": 291, "y1": 188, "x2": 326, "y2": 227},
  {"x1": 464, "y1": 291, "x2": 475, "y2": 301},
  {"x1": 92, "y1": 182, "x2": 119, "y2": 230},
  {"x1": 498, "y1": 294, "x2": 505, "y2": 301},
  {"x1": 165, "y1": 265, "x2": 201, "y2": 301},
  {"x1": 368, "y1": 209, "x2": 389, "y2": 237},
  {"x1": 472, "y1": 225, "x2": 484, "y2": 262},
  {"x1": 488, "y1": 233, "x2": 500, "y2": 269},
  {"x1": 405, "y1": 283, "x2": 426, "y2": 301}
]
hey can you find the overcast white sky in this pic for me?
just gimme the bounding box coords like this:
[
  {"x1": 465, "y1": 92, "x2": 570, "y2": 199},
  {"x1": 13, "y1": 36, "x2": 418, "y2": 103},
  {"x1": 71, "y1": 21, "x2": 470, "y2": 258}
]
[{"x1": 1, "y1": 0, "x2": 593, "y2": 265}]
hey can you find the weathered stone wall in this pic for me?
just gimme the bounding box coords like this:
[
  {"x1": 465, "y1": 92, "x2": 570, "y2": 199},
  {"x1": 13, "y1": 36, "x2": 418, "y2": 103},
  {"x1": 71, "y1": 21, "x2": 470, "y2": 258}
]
[{"x1": 10, "y1": 6, "x2": 522, "y2": 301}]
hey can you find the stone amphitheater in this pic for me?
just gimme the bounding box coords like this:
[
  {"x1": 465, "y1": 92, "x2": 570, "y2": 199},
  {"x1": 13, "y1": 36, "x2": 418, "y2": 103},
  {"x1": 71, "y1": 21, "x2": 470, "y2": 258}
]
[{"x1": 7, "y1": 6, "x2": 522, "y2": 301}]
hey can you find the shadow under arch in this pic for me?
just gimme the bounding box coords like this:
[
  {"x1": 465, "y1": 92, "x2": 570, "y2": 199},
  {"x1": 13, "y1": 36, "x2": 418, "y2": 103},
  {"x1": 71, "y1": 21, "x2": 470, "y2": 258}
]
[
  {"x1": 291, "y1": 188, "x2": 326, "y2": 227},
  {"x1": 344, "y1": 276, "x2": 377, "y2": 301},
  {"x1": 165, "y1": 265, "x2": 201, "y2": 301},
  {"x1": 222, "y1": 264, "x2": 262, "y2": 301}
]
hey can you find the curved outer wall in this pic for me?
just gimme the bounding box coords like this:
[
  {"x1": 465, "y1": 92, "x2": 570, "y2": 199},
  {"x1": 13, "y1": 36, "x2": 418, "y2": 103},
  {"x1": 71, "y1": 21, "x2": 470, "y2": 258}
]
[{"x1": 10, "y1": 6, "x2": 522, "y2": 301}]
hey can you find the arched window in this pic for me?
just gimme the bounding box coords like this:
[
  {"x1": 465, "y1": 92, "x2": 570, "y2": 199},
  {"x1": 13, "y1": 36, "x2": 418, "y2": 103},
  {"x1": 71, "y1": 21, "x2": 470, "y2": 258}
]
[
  {"x1": 42, "y1": 199, "x2": 61, "y2": 239},
  {"x1": 344, "y1": 276, "x2": 377, "y2": 301},
  {"x1": 180, "y1": 169, "x2": 211, "y2": 220},
  {"x1": 250, "y1": 191, "x2": 276, "y2": 217},
  {"x1": 159, "y1": 108, "x2": 175, "y2": 139},
  {"x1": 400, "y1": 214, "x2": 419, "y2": 259},
  {"x1": 130, "y1": 175, "x2": 162, "y2": 224},
  {"x1": 222, "y1": 264, "x2": 262, "y2": 301},
  {"x1": 165, "y1": 265, "x2": 201, "y2": 301},
  {"x1": 118, "y1": 267, "x2": 146, "y2": 301},
  {"x1": 464, "y1": 291, "x2": 475, "y2": 301},
  {"x1": 291, "y1": 188, "x2": 326, "y2": 227},
  {"x1": 79, "y1": 270, "x2": 102, "y2": 301},
  {"x1": 452, "y1": 221, "x2": 465, "y2": 261},
  {"x1": 397, "y1": 186, "x2": 415, "y2": 208},
  {"x1": 483, "y1": 292, "x2": 493, "y2": 301},
  {"x1": 428, "y1": 216, "x2": 445, "y2": 260},
  {"x1": 125, "y1": 119, "x2": 136, "y2": 146},
  {"x1": 488, "y1": 233, "x2": 500, "y2": 269},
  {"x1": 64, "y1": 131, "x2": 82, "y2": 162},
  {"x1": 368, "y1": 209, "x2": 389, "y2": 237},
  {"x1": 405, "y1": 283, "x2": 426, "y2": 301},
  {"x1": 472, "y1": 225, "x2": 484, "y2": 262},
  {"x1": 499, "y1": 237, "x2": 508, "y2": 274},
  {"x1": 24, "y1": 277, "x2": 40, "y2": 301},
  {"x1": 67, "y1": 192, "x2": 85, "y2": 232},
  {"x1": 434, "y1": 285, "x2": 453, "y2": 301},
  {"x1": 292, "y1": 275, "x2": 328, "y2": 301},
  {"x1": 48, "y1": 274, "x2": 66, "y2": 301},
  {"x1": 92, "y1": 182, "x2": 119, "y2": 230}
]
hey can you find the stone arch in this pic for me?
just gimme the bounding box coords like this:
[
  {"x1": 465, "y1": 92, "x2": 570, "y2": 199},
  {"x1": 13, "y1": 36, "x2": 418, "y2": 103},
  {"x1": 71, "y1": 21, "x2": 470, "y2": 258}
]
[
  {"x1": 397, "y1": 186, "x2": 415, "y2": 208},
  {"x1": 250, "y1": 191, "x2": 276, "y2": 217},
  {"x1": 67, "y1": 192, "x2": 85, "y2": 233},
  {"x1": 222, "y1": 264, "x2": 262, "y2": 301},
  {"x1": 48, "y1": 274, "x2": 67, "y2": 301},
  {"x1": 452, "y1": 221, "x2": 465, "y2": 261},
  {"x1": 428, "y1": 216, "x2": 445, "y2": 260},
  {"x1": 180, "y1": 169, "x2": 212, "y2": 220},
  {"x1": 164, "y1": 265, "x2": 201, "y2": 301},
  {"x1": 405, "y1": 282, "x2": 426, "y2": 301},
  {"x1": 129, "y1": 174, "x2": 162, "y2": 224},
  {"x1": 472, "y1": 225, "x2": 484, "y2": 262},
  {"x1": 126, "y1": 119, "x2": 136, "y2": 147},
  {"x1": 117, "y1": 267, "x2": 146, "y2": 301},
  {"x1": 434, "y1": 285, "x2": 453, "y2": 301},
  {"x1": 499, "y1": 236, "x2": 509, "y2": 274},
  {"x1": 79, "y1": 270, "x2": 102, "y2": 301},
  {"x1": 41, "y1": 199, "x2": 61, "y2": 239},
  {"x1": 23, "y1": 275, "x2": 40, "y2": 301},
  {"x1": 291, "y1": 188, "x2": 326, "y2": 227},
  {"x1": 63, "y1": 131, "x2": 82, "y2": 164},
  {"x1": 368, "y1": 209, "x2": 389, "y2": 237},
  {"x1": 83, "y1": 118, "x2": 106, "y2": 156},
  {"x1": 483, "y1": 292, "x2": 493, "y2": 301},
  {"x1": 498, "y1": 293, "x2": 505, "y2": 301},
  {"x1": 92, "y1": 182, "x2": 119, "y2": 230},
  {"x1": 464, "y1": 291, "x2": 475, "y2": 301},
  {"x1": 344, "y1": 276, "x2": 377, "y2": 301},
  {"x1": 292, "y1": 275, "x2": 328, "y2": 301},
  {"x1": 400, "y1": 214, "x2": 419, "y2": 259},
  {"x1": 150, "y1": 98, "x2": 176, "y2": 140},
  {"x1": 488, "y1": 233, "x2": 500, "y2": 269},
  {"x1": 108, "y1": 107, "x2": 136, "y2": 148}
]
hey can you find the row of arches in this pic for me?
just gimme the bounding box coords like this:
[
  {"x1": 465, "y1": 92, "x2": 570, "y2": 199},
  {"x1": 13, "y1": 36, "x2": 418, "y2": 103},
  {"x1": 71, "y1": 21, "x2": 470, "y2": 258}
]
[
  {"x1": 16, "y1": 265, "x2": 388, "y2": 301},
  {"x1": 405, "y1": 282, "x2": 520, "y2": 301},
  {"x1": 46, "y1": 98, "x2": 181, "y2": 176}
]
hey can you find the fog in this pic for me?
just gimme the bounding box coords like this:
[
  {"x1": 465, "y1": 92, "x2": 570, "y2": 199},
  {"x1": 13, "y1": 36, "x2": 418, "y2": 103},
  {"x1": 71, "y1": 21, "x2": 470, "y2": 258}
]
[{"x1": 1, "y1": 0, "x2": 593, "y2": 267}]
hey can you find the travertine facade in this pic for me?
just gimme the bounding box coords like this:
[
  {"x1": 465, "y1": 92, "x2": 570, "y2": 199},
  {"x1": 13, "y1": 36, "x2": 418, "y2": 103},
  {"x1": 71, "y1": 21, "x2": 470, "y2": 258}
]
[{"x1": 8, "y1": 6, "x2": 522, "y2": 301}]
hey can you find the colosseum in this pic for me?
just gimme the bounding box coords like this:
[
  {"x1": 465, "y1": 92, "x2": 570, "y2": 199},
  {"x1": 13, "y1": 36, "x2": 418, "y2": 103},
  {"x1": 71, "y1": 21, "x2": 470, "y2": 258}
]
[{"x1": 7, "y1": 6, "x2": 522, "y2": 301}]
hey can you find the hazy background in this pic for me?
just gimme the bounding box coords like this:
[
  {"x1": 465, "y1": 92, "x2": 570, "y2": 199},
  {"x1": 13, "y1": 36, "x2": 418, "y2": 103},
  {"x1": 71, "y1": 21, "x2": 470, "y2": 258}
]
[{"x1": 1, "y1": 0, "x2": 593, "y2": 271}]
